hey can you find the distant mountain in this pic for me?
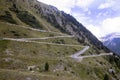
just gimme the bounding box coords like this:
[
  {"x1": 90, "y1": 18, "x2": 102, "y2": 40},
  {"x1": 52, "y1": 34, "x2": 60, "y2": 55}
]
[{"x1": 101, "y1": 33, "x2": 120, "y2": 55}]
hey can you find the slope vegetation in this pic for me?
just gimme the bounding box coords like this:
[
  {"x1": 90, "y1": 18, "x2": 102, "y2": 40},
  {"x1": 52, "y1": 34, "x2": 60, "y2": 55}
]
[{"x1": 0, "y1": 0, "x2": 120, "y2": 80}]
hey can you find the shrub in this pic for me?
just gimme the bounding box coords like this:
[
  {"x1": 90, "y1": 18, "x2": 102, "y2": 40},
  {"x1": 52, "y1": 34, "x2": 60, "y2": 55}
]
[
  {"x1": 17, "y1": 11, "x2": 43, "y2": 29},
  {"x1": 104, "y1": 74, "x2": 109, "y2": 80},
  {"x1": 0, "y1": 11, "x2": 17, "y2": 24}
]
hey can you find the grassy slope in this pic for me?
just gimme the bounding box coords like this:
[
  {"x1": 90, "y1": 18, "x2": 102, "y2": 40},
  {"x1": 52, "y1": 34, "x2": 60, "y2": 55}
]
[
  {"x1": 0, "y1": 0, "x2": 120, "y2": 80},
  {"x1": 0, "y1": 40, "x2": 119, "y2": 80},
  {"x1": 11, "y1": 0, "x2": 63, "y2": 33},
  {"x1": 0, "y1": 40, "x2": 82, "y2": 80},
  {"x1": 0, "y1": 40, "x2": 114, "y2": 80},
  {"x1": 0, "y1": 22, "x2": 64, "y2": 38}
]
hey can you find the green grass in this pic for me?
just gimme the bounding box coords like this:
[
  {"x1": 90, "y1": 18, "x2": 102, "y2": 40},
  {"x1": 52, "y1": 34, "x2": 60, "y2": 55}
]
[
  {"x1": 0, "y1": 0, "x2": 12, "y2": 10},
  {"x1": 28, "y1": 10, "x2": 63, "y2": 33},
  {"x1": 6, "y1": 40, "x2": 82, "y2": 57},
  {"x1": 65, "y1": 56, "x2": 116, "y2": 80},
  {"x1": 0, "y1": 40, "x2": 119, "y2": 80},
  {"x1": 0, "y1": 11, "x2": 17, "y2": 24},
  {"x1": 15, "y1": 0, "x2": 64, "y2": 33},
  {"x1": 16, "y1": 11, "x2": 45, "y2": 29},
  {"x1": 0, "y1": 22, "x2": 64, "y2": 38},
  {"x1": 0, "y1": 0, "x2": 120, "y2": 80},
  {"x1": 0, "y1": 40, "x2": 9, "y2": 52},
  {"x1": 0, "y1": 40, "x2": 82, "y2": 80},
  {"x1": 0, "y1": 40, "x2": 82, "y2": 70},
  {"x1": 0, "y1": 69, "x2": 80, "y2": 80},
  {"x1": 0, "y1": 0, "x2": 63, "y2": 33}
]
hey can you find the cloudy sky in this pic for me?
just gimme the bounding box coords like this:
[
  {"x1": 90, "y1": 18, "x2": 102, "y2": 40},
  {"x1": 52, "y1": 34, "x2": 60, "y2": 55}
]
[{"x1": 38, "y1": 0, "x2": 120, "y2": 39}]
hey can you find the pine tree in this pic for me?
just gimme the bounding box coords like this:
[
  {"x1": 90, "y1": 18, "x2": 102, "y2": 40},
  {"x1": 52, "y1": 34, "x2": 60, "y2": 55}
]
[
  {"x1": 104, "y1": 74, "x2": 109, "y2": 80},
  {"x1": 45, "y1": 62, "x2": 49, "y2": 71}
]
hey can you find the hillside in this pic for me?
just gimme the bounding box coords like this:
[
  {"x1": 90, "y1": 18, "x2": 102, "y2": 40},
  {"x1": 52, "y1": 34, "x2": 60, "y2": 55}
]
[{"x1": 0, "y1": 0, "x2": 120, "y2": 80}]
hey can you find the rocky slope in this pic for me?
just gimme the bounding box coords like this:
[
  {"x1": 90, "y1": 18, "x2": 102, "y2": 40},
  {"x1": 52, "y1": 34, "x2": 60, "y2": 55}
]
[
  {"x1": 0, "y1": 0, "x2": 120, "y2": 80},
  {"x1": 1, "y1": 0, "x2": 109, "y2": 52}
]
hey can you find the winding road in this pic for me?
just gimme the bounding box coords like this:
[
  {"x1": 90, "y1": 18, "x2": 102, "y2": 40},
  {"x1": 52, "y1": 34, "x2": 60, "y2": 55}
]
[
  {"x1": 70, "y1": 46, "x2": 90, "y2": 58},
  {"x1": 81, "y1": 52, "x2": 113, "y2": 58},
  {"x1": 70, "y1": 46, "x2": 113, "y2": 61},
  {"x1": 20, "y1": 35, "x2": 74, "y2": 40},
  {"x1": 0, "y1": 22, "x2": 67, "y2": 35},
  {"x1": 0, "y1": 22, "x2": 113, "y2": 62},
  {"x1": 1, "y1": 37, "x2": 113, "y2": 61},
  {"x1": 1, "y1": 38, "x2": 84, "y2": 47}
]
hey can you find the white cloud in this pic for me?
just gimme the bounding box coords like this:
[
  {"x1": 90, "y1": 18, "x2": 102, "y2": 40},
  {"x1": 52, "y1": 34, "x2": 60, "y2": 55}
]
[
  {"x1": 100, "y1": 17, "x2": 120, "y2": 36},
  {"x1": 37, "y1": 0, "x2": 120, "y2": 39},
  {"x1": 86, "y1": 24, "x2": 102, "y2": 38},
  {"x1": 76, "y1": 0, "x2": 94, "y2": 10},
  {"x1": 72, "y1": 12, "x2": 89, "y2": 23},
  {"x1": 38, "y1": 0, "x2": 95, "y2": 13},
  {"x1": 98, "y1": 0, "x2": 115, "y2": 9},
  {"x1": 87, "y1": 17, "x2": 120, "y2": 38},
  {"x1": 112, "y1": 1, "x2": 120, "y2": 11},
  {"x1": 37, "y1": 0, "x2": 76, "y2": 13},
  {"x1": 98, "y1": 0, "x2": 120, "y2": 11}
]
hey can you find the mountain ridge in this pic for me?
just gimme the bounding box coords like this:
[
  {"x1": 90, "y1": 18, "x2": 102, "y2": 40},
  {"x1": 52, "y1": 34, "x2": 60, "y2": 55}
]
[
  {"x1": 0, "y1": 0, "x2": 120, "y2": 80},
  {"x1": 5, "y1": 0, "x2": 110, "y2": 52}
]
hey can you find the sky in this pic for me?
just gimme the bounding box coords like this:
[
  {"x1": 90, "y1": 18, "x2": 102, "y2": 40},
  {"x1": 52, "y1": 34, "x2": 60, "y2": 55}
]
[{"x1": 37, "y1": 0, "x2": 120, "y2": 39}]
